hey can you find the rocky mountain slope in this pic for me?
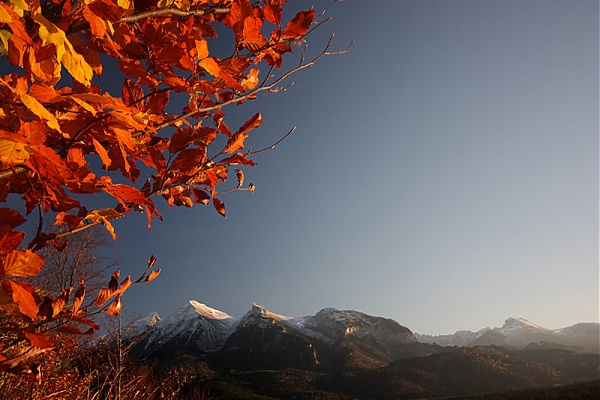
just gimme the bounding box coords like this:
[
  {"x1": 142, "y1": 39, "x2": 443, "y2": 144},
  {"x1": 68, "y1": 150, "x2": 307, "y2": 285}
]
[{"x1": 126, "y1": 301, "x2": 599, "y2": 399}]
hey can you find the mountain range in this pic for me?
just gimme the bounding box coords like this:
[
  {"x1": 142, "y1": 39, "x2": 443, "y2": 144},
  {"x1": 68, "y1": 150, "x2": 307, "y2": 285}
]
[{"x1": 127, "y1": 301, "x2": 599, "y2": 399}]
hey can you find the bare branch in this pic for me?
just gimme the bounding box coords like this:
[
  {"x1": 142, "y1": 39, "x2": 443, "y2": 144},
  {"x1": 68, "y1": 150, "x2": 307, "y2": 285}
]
[
  {"x1": 117, "y1": 7, "x2": 230, "y2": 24},
  {"x1": 250, "y1": 127, "x2": 297, "y2": 155}
]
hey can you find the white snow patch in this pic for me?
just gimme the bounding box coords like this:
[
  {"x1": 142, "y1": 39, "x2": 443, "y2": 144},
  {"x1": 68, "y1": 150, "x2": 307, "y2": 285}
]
[{"x1": 189, "y1": 300, "x2": 233, "y2": 320}]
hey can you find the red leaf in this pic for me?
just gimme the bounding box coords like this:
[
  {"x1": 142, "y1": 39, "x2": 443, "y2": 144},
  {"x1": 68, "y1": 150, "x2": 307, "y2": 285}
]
[
  {"x1": 237, "y1": 112, "x2": 262, "y2": 135},
  {"x1": 220, "y1": 152, "x2": 257, "y2": 167},
  {"x1": 25, "y1": 332, "x2": 54, "y2": 349},
  {"x1": 117, "y1": 59, "x2": 148, "y2": 78},
  {"x1": 212, "y1": 197, "x2": 226, "y2": 218},
  {"x1": 283, "y1": 10, "x2": 315, "y2": 39},
  {"x1": 103, "y1": 184, "x2": 148, "y2": 211},
  {"x1": 193, "y1": 189, "x2": 210, "y2": 205},
  {"x1": 1, "y1": 280, "x2": 39, "y2": 320},
  {"x1": 147, "y1": 90, "x2": 170, "y2": 114},
  {"x1": 264, "y1": 3, "x2": 282, "y2": 25},
  {"x1": 0, "y1": 208, "x2": 26, "y2": 230},
  {"x1": 54, "y1": 212, "x2": 82, "y2": 230},
  {"x1": 88, "y1": 0, "x2": 124, "y2": 21},
  {"x1": 0, "y1": 231, "x2": 24, "y2": 255}
]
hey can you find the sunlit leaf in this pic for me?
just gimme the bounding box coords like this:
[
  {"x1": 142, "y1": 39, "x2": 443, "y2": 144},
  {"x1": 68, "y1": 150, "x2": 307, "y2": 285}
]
[
  {"x1": 235, "y1": 169, "x2": 244, "y2": 187},
  {"x1": 105, "y1": 297, "x2": 122, "y2": 316},
  {"x1": 212, "y1": 197, "x2": 226, "y2": 218},
  {"x1": 144, "y1": 269, "x2": 161, "y2": 282},
  {"x1": 200, "y1": 57, "x2": 220, "y2": 77},
  {"x1": 33, "y1": 14, "x2": 93, "y2": 86},
  {"x1": 25, "y1": 332, "x2": 54, "y2": 349},
  {"x1": 18, "y1": 91, "x2": 62, "y2": 133},
  {"x1": 1, "y1": 249, "x2": 43, "y2": 278},
  {"x1": 1, "y1": 279, "x2": 39, "y2": 319},
  {"x1": 283, "y1": 10, "x2": 315, "y2": 39},
  {"x1": 223, "y1": 132, "x2": 248, "y2": 154},
  {"x1": 0, "y1": 138, "x2": 31, "y2": 165}
]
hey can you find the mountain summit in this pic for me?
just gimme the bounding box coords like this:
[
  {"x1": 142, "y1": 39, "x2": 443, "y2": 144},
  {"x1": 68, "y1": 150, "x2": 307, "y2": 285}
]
[{"x1": 416, "y1": 317, "x2": 599, "y2": 353}]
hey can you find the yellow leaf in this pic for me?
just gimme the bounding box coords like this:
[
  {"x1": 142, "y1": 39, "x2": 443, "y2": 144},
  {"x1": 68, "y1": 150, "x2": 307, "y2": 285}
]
[
  {"x1": 33, "y1": 14, "x2": 93, "y2": 87},
  {"x1": 85, "y1": 208, "x2": 123, "y2": 240},
  {"x1": 69, "y1": 95, "x2": 98, "y2": 116},
  {"x1": 0, "y1": 29, "x2": 10, "y2": 52},
  {"x1": 0, "y1": 4, "x2": 13, "y2": 23},
  {"x1": 117, "y1": 0, "x2": 133, "y2": 11},
  {"x1": 9, "y1": 0, "x2": 28, "y2": 17},
  {"x1": 0, "y1": 138, "x2": 31, "y2": 165},
  {"x1": 19, "y1": 91, "x2": 62, "y2": 132},
  {"x1": 200, "y1": 58, "x2": 220, "y2": 77}
]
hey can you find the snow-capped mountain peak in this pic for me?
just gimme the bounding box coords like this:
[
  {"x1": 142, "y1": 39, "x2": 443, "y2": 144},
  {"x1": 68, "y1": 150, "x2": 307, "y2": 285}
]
[
  {"x1": 501, "y1": 317, "x2": 550, "y2": 333},
  {"x1": 189, "y1": 300, "x2": 233, "y2": 320}
]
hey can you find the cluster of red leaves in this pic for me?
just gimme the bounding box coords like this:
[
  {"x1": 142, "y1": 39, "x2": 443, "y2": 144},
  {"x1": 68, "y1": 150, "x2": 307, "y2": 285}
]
[{"x1": 0, "y1": 0, "x2": 326, "y2": 381}]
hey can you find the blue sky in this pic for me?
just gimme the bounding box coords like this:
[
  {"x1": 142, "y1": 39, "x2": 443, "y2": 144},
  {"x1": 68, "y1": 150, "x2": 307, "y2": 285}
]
[
  {"x1": 105, "y1": 0, "x2": 599, "y2": 335},
  {"x1": 17, "y1": 0, "x2": 596, "y2": 335}
]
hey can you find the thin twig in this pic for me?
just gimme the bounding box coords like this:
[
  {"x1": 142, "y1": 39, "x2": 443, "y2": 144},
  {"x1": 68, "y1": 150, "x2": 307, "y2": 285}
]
[
  {"x1": 117, "y1": 7, "x2": 230, "y2": 23},
  {"x1": 250, "y1": 127, "x2": 297, "y2": 155}
]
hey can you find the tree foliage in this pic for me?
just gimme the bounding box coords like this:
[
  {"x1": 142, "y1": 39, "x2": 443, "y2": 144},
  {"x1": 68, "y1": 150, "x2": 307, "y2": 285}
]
[{"x1": 0, "y1": 0, "x2": 347, "y2": 381}]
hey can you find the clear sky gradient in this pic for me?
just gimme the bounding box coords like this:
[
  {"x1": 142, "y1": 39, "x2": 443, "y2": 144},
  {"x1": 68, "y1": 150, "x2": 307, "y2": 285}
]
[{"x1": 94, "y1": 0, "x2": 600, "y2": 335}]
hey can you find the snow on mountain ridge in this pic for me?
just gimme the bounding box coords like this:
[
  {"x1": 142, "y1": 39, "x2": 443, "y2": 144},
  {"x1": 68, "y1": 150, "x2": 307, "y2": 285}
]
[{"x1": 189, "y1": 300, "x2": 234, "y2": 320}]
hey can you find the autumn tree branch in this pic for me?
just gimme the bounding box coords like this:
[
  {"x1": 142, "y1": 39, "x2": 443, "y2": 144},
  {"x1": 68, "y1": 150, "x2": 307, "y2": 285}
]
[{"x1": 117, "y1": 7, "x2": 230, "y2": 23}]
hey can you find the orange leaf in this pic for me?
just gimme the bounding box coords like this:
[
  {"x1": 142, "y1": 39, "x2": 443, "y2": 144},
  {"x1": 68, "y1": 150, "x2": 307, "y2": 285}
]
[
  {"x1": 212, "y1": 197, "x2": 226, "y2": 218},
  {"x1": 0, "y1": 138, "x2": 32, "y2": 165},
  {"x1": 72, "y1": 283, "x2": 85, "y2": 314},
  {"x1": 283, "y1": 10, "x2": 315, "y2": 39},
  {"x1": 1, "y1": 249, "x2": 44, "y2": 278},
  {"x1": 105, "y1": 297, "x2": 122, "y2": 316},
  {"x1": 54, "y1": 212, "x2": 82, "y2": 230},
  {"x1": 25, "y1": 332, "x2": 54, "y2": 349},
  {"x1": 264, "y1": 3, "x2": 282, "y2": 25},
  {"x1": 83, "y1": 5, "x2": 107, "y2": 38},
  {"x1": 241, "y1": 68, "x2": 260, "y2": 90},
  {"x1": 92, "y1": 138, "x2": 111, "y2": 168},
  {"x1": 1, "y1": 280, "x2": 39, "y2": 320},
  {"x1": 223, "y1": 132, "x2": 248, "y2": 154},
  {"x1": 200, "y1": 58, "x2": 220, "y2": 77},
  {"x1": 93, "y1": 288, "x2": 111, "y2": 306},
  {"x1": 235, "y1": 169, "x2": 244, "y2": 187},
  {"x1": 144, "y1": 269, "x2": 161, "y2": 283},
  {"x1": 18, "y1": 91, "x2": 62, "y2": 133},
  {"x1": 237, "y1": 112, "x2": 262, "y2": 135},
  {"x1": 103, "y1": 184, "x2": 148, "y2": 211}
]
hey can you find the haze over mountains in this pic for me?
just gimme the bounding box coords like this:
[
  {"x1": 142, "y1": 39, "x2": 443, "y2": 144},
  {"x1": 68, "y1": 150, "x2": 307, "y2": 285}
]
[
  {"x1": 132, "y1": 300, "x2": 599, "y2": 356},
  {"x1": 121, "y1": 300, "x2": 600, "y2": 398}
]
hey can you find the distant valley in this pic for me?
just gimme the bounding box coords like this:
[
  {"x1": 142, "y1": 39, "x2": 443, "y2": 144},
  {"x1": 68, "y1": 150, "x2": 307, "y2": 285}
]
[{"x1": 126, "y1": 301, "x2": 599, "y2": 399}]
